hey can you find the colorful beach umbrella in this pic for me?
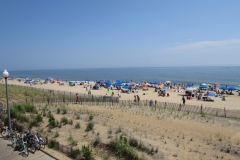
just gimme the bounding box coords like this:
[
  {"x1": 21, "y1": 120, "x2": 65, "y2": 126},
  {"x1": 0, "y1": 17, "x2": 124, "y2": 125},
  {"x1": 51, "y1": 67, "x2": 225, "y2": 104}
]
[{"x1": 214, "y1": 83, "x2": 220, "y2": 86}]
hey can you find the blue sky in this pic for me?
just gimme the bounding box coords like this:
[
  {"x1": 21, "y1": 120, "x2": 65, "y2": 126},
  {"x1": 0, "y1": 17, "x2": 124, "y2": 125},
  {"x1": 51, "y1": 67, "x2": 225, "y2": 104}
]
[{"x1": 0, "y1": 0, "x2": 240, "y2": 71}]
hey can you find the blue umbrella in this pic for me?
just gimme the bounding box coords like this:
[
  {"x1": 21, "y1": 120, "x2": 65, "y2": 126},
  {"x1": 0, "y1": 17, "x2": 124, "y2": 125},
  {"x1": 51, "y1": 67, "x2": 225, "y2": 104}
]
[
  {"x1": 162, "y1": 86, "x2": 168, "y2": 90},
  {"x1": 186, "y1": 83, "x2": 194, "y2": 87},
  {"x1": 199, "y1": 85, "x2": 208, "y2": 89},
  {"x1": 219, "y1": 86, "x2": 228, "y2": 90},
  {"x1": 205, "y1": 92, "x2": 216, "y2": 97},
  {"x1": 114, "y1": 83, "x2": 123, "y2": 87},
  {"x1": 228, "y1": 87, "x2": 237, "y2": 91},
  {"x1": 45, "y1": 77, "x2": 51, "y2": 81}
]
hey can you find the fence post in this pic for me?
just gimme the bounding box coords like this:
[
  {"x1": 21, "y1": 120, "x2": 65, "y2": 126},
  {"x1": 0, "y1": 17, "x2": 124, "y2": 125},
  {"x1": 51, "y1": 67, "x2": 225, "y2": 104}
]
[
  {"x1": 155, "y1": 100, "x2": 157, "y2": 111},
  {"x1": 201, "y1": 105, "x2": 203, "y2": 114},
  {"x1": 45, "y1": 136, "x2": 48, "y2": 145},
  {"x1": 164, "y1": 102, "x2": 166, "y2": 109},
  {"x1": 179, "y1": 103, "x2": 181, "y2": 111},
  {"x1": 224, "y1": 107, "x2": 226, "y2": 117}
]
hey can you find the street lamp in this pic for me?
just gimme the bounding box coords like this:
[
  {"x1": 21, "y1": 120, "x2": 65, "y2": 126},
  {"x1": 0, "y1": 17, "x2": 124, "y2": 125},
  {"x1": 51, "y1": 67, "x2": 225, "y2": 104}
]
[{"x1": 2, "y1": 69, "x2": 11, "y2": 130}]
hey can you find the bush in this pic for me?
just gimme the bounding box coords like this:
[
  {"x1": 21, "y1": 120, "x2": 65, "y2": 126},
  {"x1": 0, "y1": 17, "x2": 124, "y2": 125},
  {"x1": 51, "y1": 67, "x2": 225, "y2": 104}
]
[
  {"x1": 115, "y1": 127, "x2": 122, "y2": 134},
  {"x1": 71, "y1": 148, "x2": 81, "y2": 159},
  {"x1": 67, "y1": 135, "x2": 77, "y2": 146},
  {"x1": 74, "y1": 122, "x2": 80, "y2": 129},
  {"x1": 57, "y1": 108, "x2": 60, "y2": 114},
  {"x1": 85, "y1": 122, "x2": 94, "y2": 132},
  {"x1": 35, "y1": 114, "x2": 42, "y2": 123},
  {"x1": 129, "y1": 137, "x2": 138, "y2": 147},
  {"x1": 61, "y1": 117, "x2": 68, "y2": 125},
  {"x1": 93, "y1": 136, "x2": 101, "y2": 147},
  {"x1": 89, "y1": 115, "x2": 93, "y2": 121},
  {"x1": 48, "y1": 139, "x2": 56, "y2": 148},
  {"x1": 82, "y1": 145, "x2": 93, "y2": 160},
  {"x1": 49, "y1": 120, "x2": 56, "y2": 127}
]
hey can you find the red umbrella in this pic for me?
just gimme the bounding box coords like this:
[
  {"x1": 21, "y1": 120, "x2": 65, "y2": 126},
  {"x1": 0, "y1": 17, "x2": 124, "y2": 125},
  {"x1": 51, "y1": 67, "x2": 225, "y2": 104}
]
[{"x1": 214, "y1": 83, "x2": 220, "y2": 86}]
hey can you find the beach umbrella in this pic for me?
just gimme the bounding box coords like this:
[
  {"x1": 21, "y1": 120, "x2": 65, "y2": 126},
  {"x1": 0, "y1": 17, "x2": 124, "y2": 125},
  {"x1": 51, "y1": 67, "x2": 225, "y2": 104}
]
[
  {"x1": 205, "y1": 92, "x2": 216, "y2": 97},
  {"x1": 165, "y1": 81, "x2": 171, "y2": 84},
  {"x1": 201, "y1": 83, "x2": 207, "y2": 86},
  {"x1": 186, "y1": 83, "x2": 193, "y2": 87},
  {"x1": 199, "y1": 85, "x2": 208, "y2": 89},
  {"x1": 114, "y1": 83, "x2": 123, "y2": 87},
  {"x1": 228, "y1": 87, "x2": 237, "y2": 91},
  {"x1": 214, "y1": 83, "x2": 220, "y2": 86},
  {"x1": 162, "y1": 86, "x2": 168, "y2": 90},
  {"x1": 45, "y1": 77, "x2": 51, "y2": 81},
  {"x1": 219, "y1": 86, "x2": 228, "y2": 90},
  {"x1": 185, "y1": 87, "x2": 197, "y2": 91}
]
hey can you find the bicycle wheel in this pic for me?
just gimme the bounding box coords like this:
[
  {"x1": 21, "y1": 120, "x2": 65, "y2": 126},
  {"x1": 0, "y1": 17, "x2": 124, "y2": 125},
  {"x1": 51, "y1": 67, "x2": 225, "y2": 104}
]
[
  {"x1": 10, "y1": 136, "x2": 17, "y2": 148},
  {"x1": 29, "y1": 144, "x2": 36, "y2": 154},
  {"x1": 1, "y1": 129, "x2": 7, "y2": 137},
  {"x1": 39, "y1": 139, "x2": 45, "y2": 149}
]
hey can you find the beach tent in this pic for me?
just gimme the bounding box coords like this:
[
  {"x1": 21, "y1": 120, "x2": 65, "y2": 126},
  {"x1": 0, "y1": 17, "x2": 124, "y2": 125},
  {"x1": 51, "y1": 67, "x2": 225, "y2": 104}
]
[
  {"x1": 228, "y1": 87, "x2": 237, "y2": 91},
  {"x1": 205, "y1": 92, "x2": 216, "y2": 97}
]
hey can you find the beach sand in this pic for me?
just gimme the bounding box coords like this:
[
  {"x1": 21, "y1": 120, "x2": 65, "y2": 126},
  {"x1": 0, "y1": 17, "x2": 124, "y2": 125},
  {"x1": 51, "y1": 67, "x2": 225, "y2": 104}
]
[
  {"x1": 3, "y1": 80, "x2": 240, "y2": 159},
  {"x1": 6, "y1": 80, "x2": 240, "y2": 110}
]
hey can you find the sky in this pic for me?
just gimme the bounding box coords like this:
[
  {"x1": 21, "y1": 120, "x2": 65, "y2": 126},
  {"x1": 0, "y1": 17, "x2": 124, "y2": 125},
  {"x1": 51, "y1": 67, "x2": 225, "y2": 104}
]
[{"x1": 0, "y1": 0, "x2": 240, "y2": 71}]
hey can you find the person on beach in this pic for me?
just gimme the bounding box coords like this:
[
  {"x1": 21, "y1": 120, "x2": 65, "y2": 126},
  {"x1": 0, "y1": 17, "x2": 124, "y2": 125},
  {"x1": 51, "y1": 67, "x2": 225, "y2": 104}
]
[
  {"x1": 137, "y1": 95, "x2": 140, "y2": 102},
  {"x1": 134, "y1": 95, "x2": 137, "y2": 102},
  {"x1": 111, "y1": 92, "x2": 114, "y2": 96},
  {"x1": 118, "y1": 90, "x2": 121, "y2": 98},
  {"x1": 182, "y1": 96, "x2": 186, "y2": 105},
  {"x1": 76, "y1": 93, "x2": 80, "y2": 104}
]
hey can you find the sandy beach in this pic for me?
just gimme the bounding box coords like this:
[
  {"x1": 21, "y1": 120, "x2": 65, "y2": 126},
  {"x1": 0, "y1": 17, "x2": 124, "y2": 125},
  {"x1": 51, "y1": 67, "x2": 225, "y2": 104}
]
[{"x1": 6, "y1": 80, "x2": 240, "y2": 110}]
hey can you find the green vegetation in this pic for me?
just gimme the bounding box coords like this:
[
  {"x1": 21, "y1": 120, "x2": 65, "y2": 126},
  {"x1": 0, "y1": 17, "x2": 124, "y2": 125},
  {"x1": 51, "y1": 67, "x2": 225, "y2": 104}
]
[{"x1": 85, "y1": 121, "x2": 94, "y2": 132}]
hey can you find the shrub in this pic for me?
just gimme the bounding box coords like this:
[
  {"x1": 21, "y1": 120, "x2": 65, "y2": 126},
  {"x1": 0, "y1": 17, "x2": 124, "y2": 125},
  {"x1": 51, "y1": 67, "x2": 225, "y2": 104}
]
[
  {"x1": 93, "y1": 136, "x2": 101, "y2": 147},
  {"x1": 89, "y1": 115, "x2": 93, "y2": 121},
  {"x1": 57, "y1": 108, "x2": 60, "y2": 114},
  {"x1": 67, "y1": 135, "x2": 77, "y2": 146},
  {"x1": 82, "y1": 145, "x2": 93, "y2": 160},
  {"x1": 48, "y1": 139, "x2": 56, "y2": 148},
  {"x1": 35, "y1": 114, "x2": 42, "y2": 123},
  {"x1": 129, "y1": 137, "x2": 138, "y2": 147},
  {"x1": 70, "y1": 148, "x2": 81, "y2": 159},
  {"x1": 74, "y1": 122, "x2": 80, "y2": 129},
  {"x1": 49, "y1": 120, "x2": 56, "y2": 127},
  {"x1": 61, "y1": 117, "x2": 68, "y2": 125},
  {"x1": 85, "y1": 122, "x2": 94, "y2": 132}
]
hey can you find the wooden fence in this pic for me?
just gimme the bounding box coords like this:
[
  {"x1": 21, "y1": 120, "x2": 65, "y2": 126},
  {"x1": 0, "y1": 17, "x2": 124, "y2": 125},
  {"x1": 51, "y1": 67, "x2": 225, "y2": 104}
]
[{"x1": 3, "y1": 84, "x2": 240, "y2": 119}]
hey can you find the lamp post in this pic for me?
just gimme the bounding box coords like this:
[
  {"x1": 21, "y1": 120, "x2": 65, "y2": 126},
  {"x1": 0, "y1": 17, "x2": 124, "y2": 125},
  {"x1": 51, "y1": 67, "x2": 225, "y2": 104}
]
[{"x1": 2, "y1": 69, "x2": 11, "y2": 129}]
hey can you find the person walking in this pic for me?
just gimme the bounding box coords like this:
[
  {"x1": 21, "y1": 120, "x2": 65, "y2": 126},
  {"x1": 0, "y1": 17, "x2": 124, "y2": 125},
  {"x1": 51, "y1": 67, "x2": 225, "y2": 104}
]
[
  {"x1": 76, "y1": 93, "x2": 80, "y2": 104},
  {"x1": 182, "y1": 96, "x2": 186, "y2": 105}
]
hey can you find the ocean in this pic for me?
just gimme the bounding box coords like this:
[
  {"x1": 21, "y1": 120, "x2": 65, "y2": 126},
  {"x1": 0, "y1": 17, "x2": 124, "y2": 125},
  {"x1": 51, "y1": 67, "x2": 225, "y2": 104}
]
[{"x1": 8, "y1": 66, "x2": 240, "y2": 87}]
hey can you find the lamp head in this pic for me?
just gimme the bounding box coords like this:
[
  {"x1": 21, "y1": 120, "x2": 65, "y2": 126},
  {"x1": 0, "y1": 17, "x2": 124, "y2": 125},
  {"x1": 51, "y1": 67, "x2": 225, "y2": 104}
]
[{"x1": 3, "y1": 69, "x2": 9, "y2": 78}]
